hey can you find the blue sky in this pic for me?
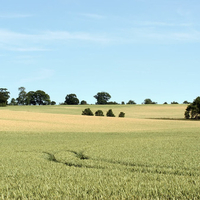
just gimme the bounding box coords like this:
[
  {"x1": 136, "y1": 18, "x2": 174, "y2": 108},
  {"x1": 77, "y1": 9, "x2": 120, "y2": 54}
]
[{"x1": 1, "y1": 0, "x2": 200, "y2": 104}]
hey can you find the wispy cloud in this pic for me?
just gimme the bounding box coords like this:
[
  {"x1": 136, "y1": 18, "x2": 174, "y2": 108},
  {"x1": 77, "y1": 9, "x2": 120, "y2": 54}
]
[
  {"x1": 79, "y1": 13, "x2": 105, "y2": 19},
  {"x1": 19, "y1": 68, "x2": 55, "y2": 84},
  {"x1": 0, "y1": 13, "x2": 32, "y2": 18},
  {"x1": 0, "y1": 29, "x2": 110, "y2": 51},
  {"x1": 133, "y1": 21, "x2": 193, "y2": 27}
]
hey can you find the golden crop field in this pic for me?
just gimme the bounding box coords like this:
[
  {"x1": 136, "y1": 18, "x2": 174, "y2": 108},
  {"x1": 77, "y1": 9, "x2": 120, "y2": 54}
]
[{"x1": 0, "y1": 104, "x2": 200, "y2": 199}]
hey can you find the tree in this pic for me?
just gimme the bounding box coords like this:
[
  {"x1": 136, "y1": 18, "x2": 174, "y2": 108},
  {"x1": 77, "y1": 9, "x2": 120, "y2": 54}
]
[
  {"x1": 25, "y1": 90, "x2": 50, "y2": 105},
  {"x1": 82, "y1": 108, "x2": 94, "y2": 116},
  {"x1": 10, "y1": 98, "x2": 17, "y2": 105},
  {"x1": 127, "y1": 100, "x2": 136, "y2": 104},
  {"x1": 51, "y1": 101, "x2": 56, "y2": 105},
  {"x1": 95, "y1": 110, "x2": 104, "y2": 116},
  {"x1": 119, "y1": 112, "x2": 125, "y2": 117},
  {"x1": 94, "y1": 92, "x2": 111, "y2": 105},
  {"x1": 143, "y1": 98, "x2": 157, "y2": 104},
  {"x1": 65, "y1": 94, "x2": 79, "y2": 105},
  {"x1": 183, "y1": 100, "x2": 190, "y2": 104},
  {"x1": 80, "y1": 100, "x2": 87, "y2": 105},
  {"x1": 0, "y1": 93, "x2": 7, "y2": 106},
  {"x1": 171, "y1": 101, "x2": 179, "y2": 104},
  {"x1": 0, "y1": 88, "x2": 10, "y2": 106},
  {"x1": 17, "y1": 87, "x2": 27, "y2": 105},
  {"x1": 106, "y1": 109, "x2": 115, "y2": 117},
  {"x1": 35, "y1": 90, "x2": 50, "y2": 105},
  {"x1": 26, "y1": 91, "x2": 36, "y2": 105},
  {"x1": 185, "y1": 97, "x2": 200, "y2": 119}
]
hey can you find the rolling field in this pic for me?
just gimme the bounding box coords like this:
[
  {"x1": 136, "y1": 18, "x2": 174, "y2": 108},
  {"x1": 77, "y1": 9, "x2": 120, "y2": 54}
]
[{"x1": 0, "y1": 104, "x2": 200, "y2": 199}]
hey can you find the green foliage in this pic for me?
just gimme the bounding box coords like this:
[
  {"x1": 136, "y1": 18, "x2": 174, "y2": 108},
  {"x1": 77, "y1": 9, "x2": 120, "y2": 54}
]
[
  {"x1": 171, "y1": 101, "x2": 179, "y2": 104},
  {"x1": 95, "y1": 110, "x2": 104, "y2": 116},
  {"x1": 127, "y1": 100, "x2": 136, "y2": 104},
  {"x1": 10, "y1": 98, "x2": 17, "y2": 105},
  {"x1": 65, "y1": 94, "x2": 79, "y2": 105},
  {"x1": 51, "y1": 101, "x2": 56, "y2": 105},
  {"x1": 0, "y1": 88, "x2": 10, "y2": 106},
  {"x1": 143, "y1": 98, "x2": 157, "y2": 104},
  {"x1": 163, "y1": 102, "x2": 168, "y2": 104},
  {"x1": 106, "y1": 109, "x2": 115, "y2": 117},
  {"x1": 107, "y1": 101, "x2": 118, "y2": 105},
  {"x1": 118, "y1": 112, "x2": 125, "y2": 117},
  {"x1": 121, "y1": 101, "x2": 125, "y2": 105},
  {"x1": 183, "y1": 100, "x2": 190, "y2": 104},
  {"x1": 80, "y1": 100, "x2": 87, "y2": 105},
  {"x1": 17, "y1": 87, "x2": 27, "y2": 105},
  {"x1": 94, "y1": 92, "x2": 111, "y2": 105},
  {"x1": 185, "y1": 96, "x2": 200, "y2": 119},
  {"x1": 26, "y1": 90, "x2": 51, "y2": 105},
  {"x1": 82, "y1": 108, "x2": 94, "y2": 116}
]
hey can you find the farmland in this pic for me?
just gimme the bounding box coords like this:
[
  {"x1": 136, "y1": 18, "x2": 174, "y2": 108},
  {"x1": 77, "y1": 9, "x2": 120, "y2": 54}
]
[{"x1": 0, "y1": 104, "x2": 200, "y2": 199}]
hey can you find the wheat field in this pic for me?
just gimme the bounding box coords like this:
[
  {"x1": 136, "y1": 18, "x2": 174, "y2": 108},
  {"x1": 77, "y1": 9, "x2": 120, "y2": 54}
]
[{"x1": 0, "y1": 104, "x2": 200, "y2": 199}]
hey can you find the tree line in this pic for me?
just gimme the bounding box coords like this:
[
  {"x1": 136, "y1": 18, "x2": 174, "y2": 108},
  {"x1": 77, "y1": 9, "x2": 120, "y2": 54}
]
[{"x1": 0, "y1": 87, "x2": 195, "y2": 107}]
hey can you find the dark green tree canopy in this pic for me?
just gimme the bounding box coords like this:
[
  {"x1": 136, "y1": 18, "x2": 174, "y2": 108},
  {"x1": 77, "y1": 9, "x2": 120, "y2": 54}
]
[
  {"x1": 65, "y1": 94, "x2": 79, "y2": 105},
  {"x1": 94, "y1": 92, "x2": 111, "y2": 105},
  {"x1": 95, "y1": 110, "x2": 104, "y2": 116},
  {"x1": 10, "y1": 98, "x2": 17, "y2": 105},
  {"x1": 26, "y1": 90, "x2": 50, "y2": 105},
  {"x1": 17, "y1": 87, "x2": 27, "y2": 105},
  {"x1": 80, "y1": 100, "x2": 87, "y2": 105},
  {"x1": 127, "y1": 100, "x2": 136, "y2": 104},
  {"x1": 106, "y1": 109, "x2": 115, "y2": 117},
  {"x1": 82, "y1": 108, "x2": 94, "y2": 116},
  {"x1": 185, "y1": 96, "x2": 200, "y2": 119},
  {"x1": 0, "y1": 88, "x2": 10, "y2": 106},
  {"x1": 143, "y1": 98, "x2": 157, "y2": 104}
]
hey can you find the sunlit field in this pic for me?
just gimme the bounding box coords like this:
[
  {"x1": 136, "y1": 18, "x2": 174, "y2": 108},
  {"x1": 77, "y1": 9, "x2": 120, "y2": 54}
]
[{"x1": 1, "y1": 104, "x2": 200, "y2": 199}]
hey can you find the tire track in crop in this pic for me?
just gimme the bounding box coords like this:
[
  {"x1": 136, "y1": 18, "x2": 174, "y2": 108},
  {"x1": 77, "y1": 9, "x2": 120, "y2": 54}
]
[{"x1": 42, "y1": 150, "x2": 199, "y2": 177}]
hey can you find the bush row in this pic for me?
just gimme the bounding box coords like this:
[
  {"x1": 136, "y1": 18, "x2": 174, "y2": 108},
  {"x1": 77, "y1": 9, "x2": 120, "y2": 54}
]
[{"x1": 82, "y1": 108, "x2": 125, "y2": 118}]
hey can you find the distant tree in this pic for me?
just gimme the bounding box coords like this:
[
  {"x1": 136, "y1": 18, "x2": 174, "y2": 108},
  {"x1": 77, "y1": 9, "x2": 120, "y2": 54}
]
[
  {"x1": 35, "y1": 90, "x2": 50, "y2": 105},
  {"x1": 185, "y1": 96, "x2": 200, "y2": 119},
  {"x1": 94, "y1": 92, "x2": 111, "y2": 105},
  {"x1": 163, "y1": 102, "x2": 168, "y2": 104},
  {"x1": 127, "y1": 100, "x2": 136, "y2": 104},
  {"x1": 0, "y1": 93, "x2": 7, "y2": 106},
  {"x1": 95, "y1": 110, "x2": 104, "y2": 116},
  {"x1": 118, "y1": 112, "x2": 125, "y2": 117},
  {"x1": 143, "y1": 98, "x2": 157, "y2": 104},
  {"x1": 82, "y1": 108, "x2": 94, "y2": 116},
  {"x1": 65, "y1": 94, "x2": 79, "y2": 105},
  {"x1": 0, "y1": 88, "x2": 10, "y2": 106},
  {"x1": 183, "y1": 100, "x2": 190, "y2": 104},
  {"x1": 80, "y1": 100, "x2": 87, "y2": 105},
  {"x1": 10, "y1": 98, "x2": 17, "y2": 105},
  {"x1": 51, "y1": 101, "x2": 56, "y2": 105},
  {"x1": 17, "y1": 87, "x2": 27, "y2": 105},
  {"x1": 26, "y1": 91, "x2": 36, "y2": 105},
  {"x1": 121, "y1": 101, "x2": 125, "y2": 105},
  {"x1": 25, "y1": 90, "x2": 50, "y2": 105},
  {"x1": 107, "y1": 101, "x2": 118, "y2": 105},
  {"x1": 106, "y1": 109, "x2": 115, "y2": 117},
  {"x1": 171, "y1": 101, "x2": 179, "y2": 104}
]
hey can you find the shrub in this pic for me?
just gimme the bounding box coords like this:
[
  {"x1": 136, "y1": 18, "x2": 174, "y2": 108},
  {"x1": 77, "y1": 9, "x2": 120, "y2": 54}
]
[
  {"x1": 106, "y1": 109, "x2": 115, "y2": 117},
  {"x1": 80, "y1": 100, "x2": 87, "y2": 105},
  {"x1": 127, "y1": 100, "x2": 136, "y2": 104},
  {"x1": 119, "y1": 112, "x2": 125, "y2": 117},
  {"x1": 95, "y1": 110, "x2": 104, "y2": 116},
  {"x1": 171, "y1": 101, "x2": 179, "y2": 104},
  {"x1": 82, "y1": 108, "x2": 94, "y2": 116}
]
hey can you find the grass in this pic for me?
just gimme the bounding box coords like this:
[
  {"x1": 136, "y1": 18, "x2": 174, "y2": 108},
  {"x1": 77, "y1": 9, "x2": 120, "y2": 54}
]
[{"x1": 0, "y1": 104, "x2": 200, "y2": 199}]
